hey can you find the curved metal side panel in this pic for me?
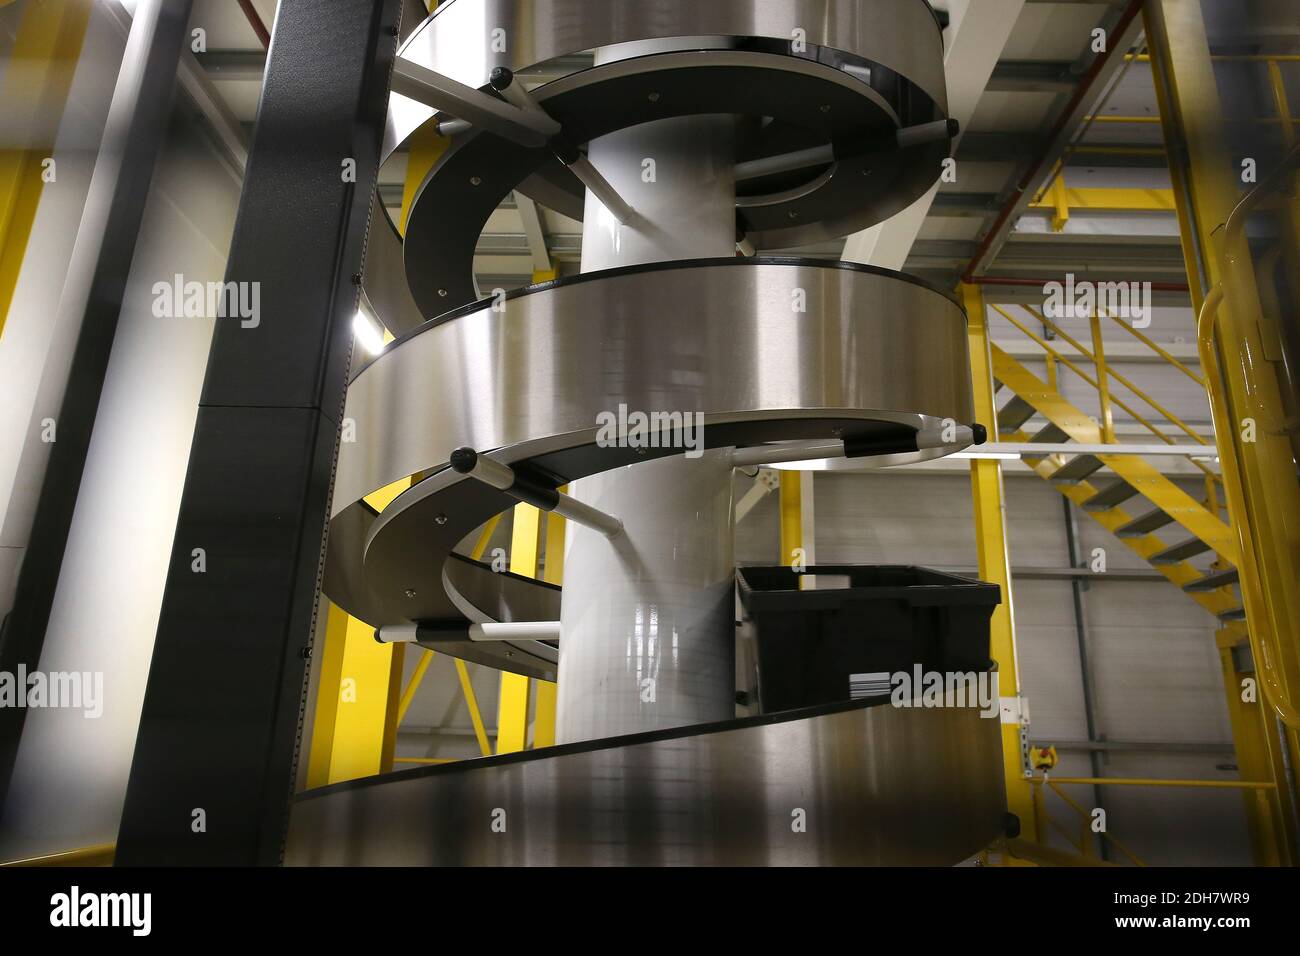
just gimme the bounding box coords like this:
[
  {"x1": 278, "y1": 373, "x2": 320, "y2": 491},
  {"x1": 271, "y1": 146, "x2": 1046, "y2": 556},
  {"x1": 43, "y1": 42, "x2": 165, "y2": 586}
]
[
  {"x1": 334, "y1": 260, "x2": 971, "y2": 514},
  {"x1": 324, "y1": 259, "x2": 971, "y2": 631},
  {"x1": 385, "y1": 0, "x2": 947, "y2": 157},
  {"x1": 285, "y1": 697, "x2": 1007, "y2": 866}
]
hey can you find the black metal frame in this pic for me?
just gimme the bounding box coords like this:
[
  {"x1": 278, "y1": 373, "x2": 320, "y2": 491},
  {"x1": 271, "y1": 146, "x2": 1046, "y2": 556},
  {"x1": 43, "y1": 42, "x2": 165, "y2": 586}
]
[{"x1": 115, "y1": 0, "x2": 402, "y2": 865}]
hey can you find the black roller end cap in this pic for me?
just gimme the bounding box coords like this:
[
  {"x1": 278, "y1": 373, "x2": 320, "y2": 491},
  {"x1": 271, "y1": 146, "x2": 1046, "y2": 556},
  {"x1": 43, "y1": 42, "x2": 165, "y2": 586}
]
[
  {"x1": 946, "y1": 117, "x2": 960, "y2": 138},
  {"x1": 449, "y1": 447, "x2": 479, "y2": 474},
  {"x1": 488, "y1": 67, "x2": 514, "y2": 91},
  {"x1": 971, "y1": 423, "x2": 988, "y2": 446},
  {"x1": 1003, "y1": 811, "x2": 1021, "y2": 839}
]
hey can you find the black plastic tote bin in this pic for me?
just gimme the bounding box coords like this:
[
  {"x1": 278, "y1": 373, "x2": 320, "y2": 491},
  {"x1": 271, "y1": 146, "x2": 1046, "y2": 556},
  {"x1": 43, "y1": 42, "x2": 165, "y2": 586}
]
[{"x1": 737, "y1": 565, "x2": 1001, "y2": 712}]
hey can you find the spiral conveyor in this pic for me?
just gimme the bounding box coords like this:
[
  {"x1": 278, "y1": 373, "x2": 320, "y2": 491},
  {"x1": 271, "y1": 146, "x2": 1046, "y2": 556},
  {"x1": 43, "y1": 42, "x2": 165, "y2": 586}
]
[{"x1": 285, "y1": 0, "x2": 1010, "y2": 866}]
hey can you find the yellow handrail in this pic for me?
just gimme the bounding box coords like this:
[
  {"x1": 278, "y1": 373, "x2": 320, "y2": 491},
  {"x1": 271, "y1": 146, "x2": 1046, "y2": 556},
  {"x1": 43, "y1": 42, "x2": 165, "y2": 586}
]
[
  {"x1": 998, "y1": 308, "x2": 1194, "y2": 447},
  {"x1": 1045, "y1": 776, "x2": 1276, "y2": 790},
  {"x1": 1197, "y1": 143, "x2": 1300, "y2": 729},
  {"x1": 992, "y1": 306, "x2": 1220, "y2": 481},
  {"x1": 1103, "y1": 310, "x2": 1206, "y2": 387},
  {"x1": 1267, "y1": 60, "x2": 1295, "y2": 147},
  {"x1": 1020, "y1": 305, "x2": 1213, "y2": 446},
  {"x1": 1029, "y1": 778, "x2": 1145, "y2": 866}
]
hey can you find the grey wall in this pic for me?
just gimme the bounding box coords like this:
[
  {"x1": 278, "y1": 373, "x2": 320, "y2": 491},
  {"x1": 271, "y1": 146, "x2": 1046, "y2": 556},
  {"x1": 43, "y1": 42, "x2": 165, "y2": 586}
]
[{"x1": 0, "y1": 33, "x2": 240, "y2": 857}]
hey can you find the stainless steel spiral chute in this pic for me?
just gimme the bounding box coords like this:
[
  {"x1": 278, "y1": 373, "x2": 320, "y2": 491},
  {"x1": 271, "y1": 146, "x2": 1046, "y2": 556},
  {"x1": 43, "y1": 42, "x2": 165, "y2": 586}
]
[{"x1": 286, "y1": 0, "x2": 1009, "y2": 867}]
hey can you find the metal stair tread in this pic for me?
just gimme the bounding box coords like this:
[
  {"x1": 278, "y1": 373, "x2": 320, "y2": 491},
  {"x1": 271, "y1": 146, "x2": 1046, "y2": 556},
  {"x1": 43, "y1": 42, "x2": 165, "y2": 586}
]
[
  {"x1": 997, "y1": 395, "x2": 1037, "y2": 434},
  {"x1": 1083, "y1": 480, "x2": 1139, "y2": 511},
  {"x1": 1050, "y1": 454, "x2": 1104, "y2": 483},
  {"x1": 1185, "y1": 567, "x2": 1240, "y2": 592},
  {"x1": 1028, "y1": 422, "x2": 1070, "y2": 445},
  {"x1": 1151, "y1": 537, "x2": 1212, "y2": 564},
  {"x1": 1116, "y1": 508, "x2": 1176, "y2": 537}
]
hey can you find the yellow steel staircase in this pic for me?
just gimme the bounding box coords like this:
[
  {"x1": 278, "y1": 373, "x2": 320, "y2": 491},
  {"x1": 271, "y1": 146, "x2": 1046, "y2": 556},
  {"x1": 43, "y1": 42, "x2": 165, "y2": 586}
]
[
  {"x1": 982, "y1": 290, "x2": 1298, "y2": 865},
  {"x1": 988, "y1": 304, "x2": 1244, "y2": 629}
]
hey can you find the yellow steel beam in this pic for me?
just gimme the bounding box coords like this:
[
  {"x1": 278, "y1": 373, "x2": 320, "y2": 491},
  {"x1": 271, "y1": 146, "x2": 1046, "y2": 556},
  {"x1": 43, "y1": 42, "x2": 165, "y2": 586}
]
[
  {"x1": 455, "y1": 658, "x2": 493, "y2": 756},
  {"x1": 398, "y1": 122, "x2": 449, "y2": 236},
  {"x1": 778, "y1": 472, "x2": 802, "y2": 566},
  {"x1": 1148, "y1": 1, "x2": 1300, "y2": 738},
  {"x1": 1141, "y1": 4, "x2": 1299, "y2": 867},
  {"x1": 306, "y1": 108, "x2": 451, "y2": 779},
  {"x1": 1218, "y1": 638, "x2": 1297, "y2": 865},
  {"x1": 1046, "y1": 776, "x2": 1275, "y2": 790},
  {"x1": 396, "y1": 648, "x2": 435, "y2": 725},
  {"x1": 496, "y1": 505, "x2": 543, "y2": 753},
  {"x1": 532, "y1": 502, "x2": 566, "y2": 748},
  {"x1": 1089, "y1": 312, "x2": 1116, "y2": 443},
  {"x1": 0, "y1": 0, "x2": 93, "y2": 342},
  {"x1": 307, "y1": 478, "x2": 413, "y2": 787},
  {"x1": 305, "y1": 602, "x2": 348, "y2": 789},
  {"x1": 1028, "y1": 186, "x2": 1178, "y2": 220},
  {"x1": 1044, "y1": 780, "x2": 1146, "y2": 866},
  {"x1": 961, "y1": 283, "x2": 1035, "y2": 839},
  {"x1": 309, "y1": 611, "x2": 404, "y2": 783},
  {"x1": 1267, "y1": 60, "x2": 1295, "y2": 148}
]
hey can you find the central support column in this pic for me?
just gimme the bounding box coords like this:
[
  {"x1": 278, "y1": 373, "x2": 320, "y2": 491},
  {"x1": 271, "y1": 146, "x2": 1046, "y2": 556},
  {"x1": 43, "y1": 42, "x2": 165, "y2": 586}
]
[{"x1": 555, "y1": 107, "x2": 738, "y2": 744}]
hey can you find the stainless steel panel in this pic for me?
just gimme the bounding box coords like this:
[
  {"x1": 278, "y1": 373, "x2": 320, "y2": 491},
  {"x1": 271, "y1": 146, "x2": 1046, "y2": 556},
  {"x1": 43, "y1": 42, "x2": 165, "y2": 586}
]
[
  {"x1": 285, "y1": 694, "x2": 1007, "y2": 866},
  {"x1": 325, "y1": 260, "x2": 971, "y2": 634},
  {"x1": 335, "y1": 261, "x2": 971, "y2": 513},
  {"x1": 384, "y1": 0, "x2": 947, "y2": 157}
]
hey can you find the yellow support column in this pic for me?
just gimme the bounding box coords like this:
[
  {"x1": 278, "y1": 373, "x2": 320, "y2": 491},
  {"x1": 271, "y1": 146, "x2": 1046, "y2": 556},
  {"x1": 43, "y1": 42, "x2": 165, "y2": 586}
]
[
  {"x1": 1147, "y1": 0, "x2": 1300, "y2": 861},
  {"x1": 305, "y1": 94, "x2": 453, "y2": 783},
  {"x1": 398, "y1": 122, "x2": 450, "y2": 236},
  {"x1": 305, "y1": 479, "x2": 412, "y2": 786},
  {"x1": 497, "y1": 505, "x2": 542, "y2": 753},
  {"x1": 0, "y1": 0, "x2": 92, "y2": 341},
  {"x1": 961, "y1": 282, "x2": 1035, "y2": 839},
  {"x1": 1217, "y1": 630, "x2": 1297, "y2": 865},
  {"x1": 532, "y1": 506, "x2": 565, "y2": 748},
  {"x1": 779, "y1": 472, "x2": 802, "y2": 566}
]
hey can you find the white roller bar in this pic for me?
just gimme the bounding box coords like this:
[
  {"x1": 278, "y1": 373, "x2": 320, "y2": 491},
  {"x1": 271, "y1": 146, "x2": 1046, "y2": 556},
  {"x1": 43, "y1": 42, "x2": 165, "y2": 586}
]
[
  {"x1": 728, "y1": 423, "x2": 983, "y2": 468},
  {"x1": 450, "y1": 447, "x2": 625, "y2": 539},
  {"x1": 391, "y1": 57, "x2": 560, "y2": 148},
  {"x1": 377, "y1": 622, "x2": 562, "y2": 644}
]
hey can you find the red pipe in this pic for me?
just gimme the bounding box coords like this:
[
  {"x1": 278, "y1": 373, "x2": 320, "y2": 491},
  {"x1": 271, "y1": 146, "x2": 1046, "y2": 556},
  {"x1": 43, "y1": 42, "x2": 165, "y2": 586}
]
[
  {"x1": 237, "y1": 0, "x2": 271, "y2": 49},
  {"x1": 970, "y1": 275, "x2": 1190, "y2": 293},
  {"x1": 961, "y1": 0, "x2": 1147, "y2": 282}
]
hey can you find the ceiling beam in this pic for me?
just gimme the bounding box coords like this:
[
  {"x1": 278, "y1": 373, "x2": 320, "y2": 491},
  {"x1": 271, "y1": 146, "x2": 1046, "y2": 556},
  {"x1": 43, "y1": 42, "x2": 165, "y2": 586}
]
[{"x1": 964, "y1": 0, "x2": 1148, "y2": 277}]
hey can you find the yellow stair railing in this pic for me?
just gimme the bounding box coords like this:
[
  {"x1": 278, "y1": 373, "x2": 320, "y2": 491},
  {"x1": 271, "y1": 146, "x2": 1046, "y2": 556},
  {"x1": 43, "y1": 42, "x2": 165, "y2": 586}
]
[
  {"x1": 987, "y1": 343, "x2": 1242, "y2": 621},
  {"x1": 1197, "y1": 143, "x2": 1300, "y2": 731}
]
